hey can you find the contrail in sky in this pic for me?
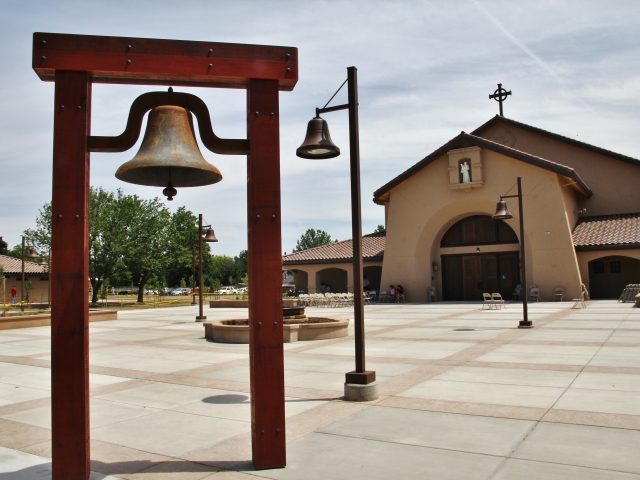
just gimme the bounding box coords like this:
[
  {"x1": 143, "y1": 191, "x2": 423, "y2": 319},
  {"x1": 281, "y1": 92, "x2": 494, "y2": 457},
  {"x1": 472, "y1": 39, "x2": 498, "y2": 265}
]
[{"x1": 471, "y1": 0, "x2": 592, "y2": 112}]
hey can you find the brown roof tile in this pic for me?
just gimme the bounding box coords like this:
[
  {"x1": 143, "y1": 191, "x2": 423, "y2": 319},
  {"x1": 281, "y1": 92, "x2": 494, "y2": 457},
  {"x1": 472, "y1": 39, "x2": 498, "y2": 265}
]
[
  {"x1": 283, "y1": 232, "x2": 385, "y2": 264},
  {"x1": 573, "y1": 213, "x2": 640, "y2": 249},
  {"x1": 0, "y1": 254, "x2": 47, "y2": 275}
]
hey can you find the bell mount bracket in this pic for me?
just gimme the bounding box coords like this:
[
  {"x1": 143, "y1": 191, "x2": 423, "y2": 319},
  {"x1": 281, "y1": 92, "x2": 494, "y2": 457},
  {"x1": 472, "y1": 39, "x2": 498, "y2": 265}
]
[{"x1": 87, "y1": 91, "x2": 249, "y2": 155}]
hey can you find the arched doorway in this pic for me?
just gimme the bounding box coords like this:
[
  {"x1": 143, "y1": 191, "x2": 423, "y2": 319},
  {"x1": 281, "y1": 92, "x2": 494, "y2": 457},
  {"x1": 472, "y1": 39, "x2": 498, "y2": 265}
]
[
  {"x1": 588, "y1": 256, "x2": 640, "y2": 299},
  {"x1": 440, "y1": 215, "x2": 520, "y2": 300},
  {"x1": 316, "y1": 268, "x2": 348, "y2": 293},
  {"x1": 363, "y1": 266, "x2": 382, "y2": 291},
  {"x1": 289, "y1": 269, "x2": 308, "y2": 292}
]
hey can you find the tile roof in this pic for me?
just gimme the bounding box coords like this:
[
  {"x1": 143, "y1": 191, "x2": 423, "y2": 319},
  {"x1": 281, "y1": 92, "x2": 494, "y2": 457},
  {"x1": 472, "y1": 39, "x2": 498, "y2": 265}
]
[
  {"x1": 0, "y1": 254, "x2": 47, "y2": 274},
  {"x1": 283, "y1": 232, "x2": 385, "y2": 264},
  {"x1": 573, "y1": 213, "x2": 640, "y2": 248},
  {"x1": 373, "y1": 132, "x2": 592, "y2": 202}
]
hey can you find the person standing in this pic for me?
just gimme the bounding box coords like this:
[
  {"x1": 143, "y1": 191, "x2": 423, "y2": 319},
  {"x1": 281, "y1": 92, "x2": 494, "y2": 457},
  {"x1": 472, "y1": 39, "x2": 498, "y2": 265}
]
[
  {"x1": 363, "y1": 276, "x2": 370, "y2": 291},
  {"x1": 10, "y1": 286, "x2": 17, "y2": 304},
  {"x1": 397, "y1": 284, "x2": 405, "y2": 303},
  {"x1": 389, "y1": 285, "x2": 396, "y2": 302}
]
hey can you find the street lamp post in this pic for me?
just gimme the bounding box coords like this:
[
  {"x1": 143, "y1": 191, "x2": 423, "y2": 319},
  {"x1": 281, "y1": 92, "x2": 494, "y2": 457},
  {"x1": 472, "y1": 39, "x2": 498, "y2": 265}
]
[
  {"x1": 21, "y1": 236, "x2": 38, "y2": 312},
  {"x1": 492, "y1": 177, "x2": 532, "y2": 328},
  {"x1": 196, "y1": 214, "x2": 218, "y2": 321},
  {"x1": 297, "y1": 66, "x2": 377, "y2": 401}
]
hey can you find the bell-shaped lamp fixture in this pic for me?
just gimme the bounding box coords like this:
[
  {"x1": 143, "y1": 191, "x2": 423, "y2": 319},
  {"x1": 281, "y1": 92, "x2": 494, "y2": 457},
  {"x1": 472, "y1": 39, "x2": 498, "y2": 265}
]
[
  {"x1": 39, "y1": 257, "x2": 47, "y2": 266},
  {"x1": 492, "y1": 199, "x2": 514, "y2": 220},
  {"x1": 27, "y1": 247, "x2": 39, "y2": 259},
  {"x1": 296, "y1": 116, "x2": 340, "y2": 159},
  {"x1": 115, "y1": 105, "x2": 223, "y2": 201},
  {"x1": 203, "y1": 227, "x2": 218, "y2": 243}
]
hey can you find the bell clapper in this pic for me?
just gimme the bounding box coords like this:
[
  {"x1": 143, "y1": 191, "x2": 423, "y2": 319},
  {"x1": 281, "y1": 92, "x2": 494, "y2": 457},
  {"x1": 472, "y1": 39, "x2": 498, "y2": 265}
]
[{"x1": 163, "y1": 179, "x2": 177, "y2": 201}]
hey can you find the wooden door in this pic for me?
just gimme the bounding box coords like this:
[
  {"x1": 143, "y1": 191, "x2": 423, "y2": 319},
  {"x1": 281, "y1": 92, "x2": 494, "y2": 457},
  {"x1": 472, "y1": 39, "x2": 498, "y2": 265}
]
[
  {"x1": 462, "y1": 255, "x2": 483, "y2": 300},
  {"x1": 498, "y1": 252, "x2": 519, "y2": 298},
  {"x1": 483, "y1": 255, "x2": 499, "y2": 294},
  {"x1": 442, "y1": 255, "x2": 463, "y2": 300}
]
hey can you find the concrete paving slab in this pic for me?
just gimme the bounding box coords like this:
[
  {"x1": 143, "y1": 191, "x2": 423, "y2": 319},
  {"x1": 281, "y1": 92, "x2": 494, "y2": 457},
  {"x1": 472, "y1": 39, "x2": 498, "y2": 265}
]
[
  {"x1": 0, "y1": 383, "x2": 49, "y2": 407},
  {"x1": 433, "y1": 366, "x2": 578, "y2": 388},
  {"x1": 491, "y1": 458, "x2": 640, "y2": 479},
  {"x1": 95, "y1": 382, "x2": 231, "y2": 410},
  {"x1": 572, "y1": 372, "x2": 640, "y2": 391},
  {"x1": 0, "y1": 446, "x2": 118, "y2": 479},
  {"x1": 91, "y1": 410, "x2": 250, "y2": 457},
  {"x1": 399, "y1": 378, "x2": 565, "y2": 408},
  {"x1": 318, "y1": 405, "x2": 535, "y2": 456},
  {"x1": 513, "y1": 422, "x2": 640, "y2": 474},
  {"x1": 553, "y1": 388, "x2": 640, "y2": 416},
  {"x1": 250, "y1": 431, "x2": 505, "y2": 480}
]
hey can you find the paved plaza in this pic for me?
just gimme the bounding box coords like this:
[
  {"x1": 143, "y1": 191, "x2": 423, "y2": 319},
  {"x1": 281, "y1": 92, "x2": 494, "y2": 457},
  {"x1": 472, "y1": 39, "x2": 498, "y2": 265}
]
[{"x1": 1, "y1": 301, "x2": 640, "y2": 479}]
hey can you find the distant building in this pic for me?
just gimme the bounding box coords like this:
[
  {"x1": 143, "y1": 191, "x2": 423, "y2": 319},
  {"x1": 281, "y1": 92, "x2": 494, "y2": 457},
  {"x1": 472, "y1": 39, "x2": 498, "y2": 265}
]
[
  {"x1": 0, "y1": 254, "x2": 49, "y2": 304},
  {"x1": 283, "y1": 116, "x2": 640, "y2": 301}
]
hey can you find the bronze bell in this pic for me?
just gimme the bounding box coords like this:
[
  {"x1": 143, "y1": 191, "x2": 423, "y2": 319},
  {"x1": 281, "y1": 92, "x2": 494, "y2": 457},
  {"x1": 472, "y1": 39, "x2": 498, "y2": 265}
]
[
  {"x1": 203, "y1": 227, "x2": 218, "y2": 243},
  {"x1": 115, "y1": 105, "x2": 222, "y2": 200},
  {"x1": 492, "y1": 199, "x2": 514, "y2": 220},
  {"x1": 296, "y1": 116, "x2": 340, "y2": 159}
]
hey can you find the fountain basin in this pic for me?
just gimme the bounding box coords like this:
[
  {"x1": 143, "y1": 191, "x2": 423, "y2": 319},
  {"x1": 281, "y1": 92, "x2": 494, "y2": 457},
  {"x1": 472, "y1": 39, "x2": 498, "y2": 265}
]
[{"x1": 203, "y1": 317, "x2": 349, "y2": 343}]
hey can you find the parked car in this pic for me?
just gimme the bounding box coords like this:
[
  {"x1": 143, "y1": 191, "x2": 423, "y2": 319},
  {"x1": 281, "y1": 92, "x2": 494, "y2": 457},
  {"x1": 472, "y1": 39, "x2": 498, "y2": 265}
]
[
  {"x1": 236, "y1": 287, "x2": 248, "y2": 294},
  {"x1": 216, "y1": 286, "x2": 237, "y2": 295}
]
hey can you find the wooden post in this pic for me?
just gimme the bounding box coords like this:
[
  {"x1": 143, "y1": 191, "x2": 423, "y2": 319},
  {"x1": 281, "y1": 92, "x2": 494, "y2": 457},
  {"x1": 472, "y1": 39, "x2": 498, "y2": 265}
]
[
  {"x1": 51, "y1": 70, "x2": 92, "y2": 479},
  {"x1": 247, "y1": 78, "x2": 286, "y2": 470}
]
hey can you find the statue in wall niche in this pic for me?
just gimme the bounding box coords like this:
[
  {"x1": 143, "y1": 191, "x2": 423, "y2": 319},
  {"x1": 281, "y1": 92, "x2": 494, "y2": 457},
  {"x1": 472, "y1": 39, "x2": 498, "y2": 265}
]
[{"x1": 460, "y1": 161, "x2": 471, "y2": 183}]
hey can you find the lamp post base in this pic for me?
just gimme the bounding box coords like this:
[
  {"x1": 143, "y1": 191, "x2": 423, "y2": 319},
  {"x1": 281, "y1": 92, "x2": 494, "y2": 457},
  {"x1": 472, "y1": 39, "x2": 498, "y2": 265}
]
[
  {"x1": 518, "y1": 320, "x2": 533, "y2": 328},
  {"x1": 344, "y1": 382, "x2": 378, "y2": 402},
  {"x1": 196, "y1": 316, "x2": 207, "y2": 322}
]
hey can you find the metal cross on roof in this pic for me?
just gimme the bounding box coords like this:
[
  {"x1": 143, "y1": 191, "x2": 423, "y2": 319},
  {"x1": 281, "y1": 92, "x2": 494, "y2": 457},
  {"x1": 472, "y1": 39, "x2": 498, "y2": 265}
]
[{"x1": 489, "y1": 83, "x2": 512, "y2": 116}]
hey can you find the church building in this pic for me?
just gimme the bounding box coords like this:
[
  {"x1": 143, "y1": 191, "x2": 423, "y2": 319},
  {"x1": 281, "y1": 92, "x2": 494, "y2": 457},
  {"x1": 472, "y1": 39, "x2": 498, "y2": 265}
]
[{"x1": 283, "y1": 115, "x2": 640, "y2": 302}]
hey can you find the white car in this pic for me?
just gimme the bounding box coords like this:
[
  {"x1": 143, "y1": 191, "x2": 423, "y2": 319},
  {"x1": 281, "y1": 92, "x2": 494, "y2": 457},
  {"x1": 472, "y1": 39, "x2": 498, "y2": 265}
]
[{"x1": 217, "y1": 286, "x2": 237, "y2": 295}]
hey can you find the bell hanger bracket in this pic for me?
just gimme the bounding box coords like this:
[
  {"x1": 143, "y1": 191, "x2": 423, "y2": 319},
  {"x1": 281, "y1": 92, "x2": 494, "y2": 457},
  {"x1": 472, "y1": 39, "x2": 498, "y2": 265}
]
[{"x1": 87, "y1": 90, "x2": 249, "y2": 155}]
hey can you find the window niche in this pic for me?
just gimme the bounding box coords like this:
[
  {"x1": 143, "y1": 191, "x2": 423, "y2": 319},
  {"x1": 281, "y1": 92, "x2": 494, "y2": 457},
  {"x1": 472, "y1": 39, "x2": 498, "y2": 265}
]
[{"x1": 448, "y1": 146, "x2": 484, "y2": 192}]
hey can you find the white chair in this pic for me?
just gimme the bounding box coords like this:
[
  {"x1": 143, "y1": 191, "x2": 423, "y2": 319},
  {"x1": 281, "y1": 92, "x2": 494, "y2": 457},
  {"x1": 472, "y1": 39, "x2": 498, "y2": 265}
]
[
  {"x1": 482, "y1": 293, "x2": 495, "y2": 310},
  {"x1": 368, "y1": 290, "x2": 377, "y2": 302},
  {"x1": 428, "y1": 286, "x2": 437, "y2": 303},
  {"x1": 363, "y1": 292, "x2": 371, "y2": 305},
  {"x1": 378, "y1": 290, "x2": 387, "y2": 303},
  {"x1": 529, "y1": 287, "x2": 540, "y2": 302},
  {"x1": 491, "y1": 293, "x2": 505, "y2": 309},
  {"x1": 511, "y1": 284, "x2": 521, "y2": 300},
  {"x1": 553, "y1": 287, "x2": 564, "y2": 302},
  {"x1": 572, "y1": 291, "x2": 586, "y2": 309}
]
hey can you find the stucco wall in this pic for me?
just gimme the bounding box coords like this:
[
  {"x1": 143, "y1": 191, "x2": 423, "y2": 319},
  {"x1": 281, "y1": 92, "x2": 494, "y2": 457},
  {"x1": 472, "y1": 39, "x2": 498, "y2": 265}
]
[
  {"x1": 380, "y1": 149, "x2": 584, "y2": 302},
  {"x1": 2, "y1": 275, "x2": 49, "y2": 304},
  {"x1": 479, "y1": 124, "x2": 640, "y2": 216}
]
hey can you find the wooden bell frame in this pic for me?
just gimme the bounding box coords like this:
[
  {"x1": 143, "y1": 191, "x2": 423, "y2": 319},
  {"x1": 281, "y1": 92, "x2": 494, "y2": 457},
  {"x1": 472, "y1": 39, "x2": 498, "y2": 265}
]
[{"x1": 33, "y1": 32, "x2": 297, "y2": 477}]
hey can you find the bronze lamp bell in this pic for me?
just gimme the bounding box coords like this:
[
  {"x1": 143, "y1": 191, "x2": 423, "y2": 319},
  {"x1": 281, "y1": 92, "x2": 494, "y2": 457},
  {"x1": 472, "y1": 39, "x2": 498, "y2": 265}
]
[
  {"x1": 296, "y1": 116, "x2": 340, "y2": 159},
  {"x1": 115, "y1": 105, "x2": 222, "y2": 201},
  {"x1": 203, "y1": 227, "x2": 218, "y2": 243},
  {"x1": 492, "y1": 199, "x2": 514, "y2": 220}
]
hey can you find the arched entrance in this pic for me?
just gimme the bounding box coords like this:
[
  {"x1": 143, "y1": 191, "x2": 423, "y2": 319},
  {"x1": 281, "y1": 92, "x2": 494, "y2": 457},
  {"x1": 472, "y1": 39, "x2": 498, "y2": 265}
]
[
  {"x1": 363, "y1": 265, "x2": 382, "y2": 291},
  {"x1": 316, "y1": 268, "x2": 348, "y2": 293},
  {"x1": 588, "y1": 256, "x2": 640, "y2": 299},
  {"x1": 440, "y1": 215, "x2": 520, "y2": 300},
  {"x1": 290, "y1": 269, "x2": 308, "y2": 292}
]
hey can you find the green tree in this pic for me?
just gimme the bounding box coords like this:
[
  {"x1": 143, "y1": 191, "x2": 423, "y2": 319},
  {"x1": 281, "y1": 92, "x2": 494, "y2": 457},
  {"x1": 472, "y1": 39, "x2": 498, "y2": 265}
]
[
  {"x1": 88, "y1": 188, "x2": 127, "y2": 304},
  {"x1": 293, "y1": 228, "x2": 334, "y2": 252},
  {"x1": 119, "y1": 195, "x2": 172, "y2": 303},
  {"x1": 0, "y1": 237, "x2": 8, "y2": 255},
  {"x1": 24, "y1": 202, "x2": 52, "y2": 255},
  {"x1": 374, "y1": 224, "x2": 385, "y2": 233},
  {"x1": 207, "y1": 255, "x2": 236, "y2": 285}
]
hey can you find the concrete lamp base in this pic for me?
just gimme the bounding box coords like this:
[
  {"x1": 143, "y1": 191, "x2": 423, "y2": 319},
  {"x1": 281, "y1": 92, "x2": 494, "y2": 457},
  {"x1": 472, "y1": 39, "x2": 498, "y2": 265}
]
[
  {"x1": 518, "y1": 320, "x2": 533, "y2": 329},
  {"x1": 195, "y1": 316, "x2": 207, "y2": 322},
  {"x1": 344, "y1": 382, "x2": 378, "y2": 402}
]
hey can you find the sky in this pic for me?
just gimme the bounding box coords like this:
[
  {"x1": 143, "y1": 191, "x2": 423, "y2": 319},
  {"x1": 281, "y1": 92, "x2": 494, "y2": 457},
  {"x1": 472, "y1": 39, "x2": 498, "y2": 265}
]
[{"x1": 1, "y1": 0, "x2": 639, "y2": 257}]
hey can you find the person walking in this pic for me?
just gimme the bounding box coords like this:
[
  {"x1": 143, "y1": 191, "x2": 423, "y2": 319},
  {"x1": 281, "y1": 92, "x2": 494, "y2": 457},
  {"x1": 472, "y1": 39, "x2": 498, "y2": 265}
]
[{"x1": 10, "y1": 286, "x2": 17, "y2": 304}]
